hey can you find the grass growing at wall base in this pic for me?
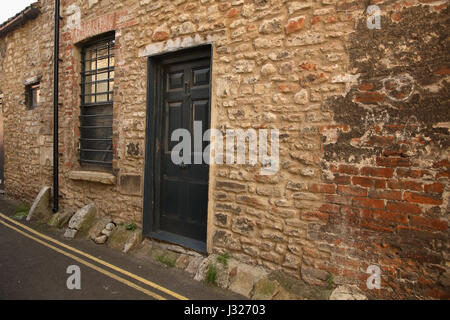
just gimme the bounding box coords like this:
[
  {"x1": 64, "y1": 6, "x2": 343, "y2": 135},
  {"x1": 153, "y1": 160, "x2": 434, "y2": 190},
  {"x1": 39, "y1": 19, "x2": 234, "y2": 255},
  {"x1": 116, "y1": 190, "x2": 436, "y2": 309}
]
[
  {"x1": 327, "y1": 272, "x2": 335, "y2": 290},
  {"x1": 125, "y1": 222, "x2": 137, "y2": 231},
  {"x1": 156, "y1": 253, "x2": 176, "y2": 268},
  {"x1": 12, "y1": 204, "x2": 30, "y2": 220},
  {"x1": 216, "y1": 252, "x2": 230, "y2": 267},
  {"x1": 206, "y1": 263, "x2": 218, "y2": 286}
]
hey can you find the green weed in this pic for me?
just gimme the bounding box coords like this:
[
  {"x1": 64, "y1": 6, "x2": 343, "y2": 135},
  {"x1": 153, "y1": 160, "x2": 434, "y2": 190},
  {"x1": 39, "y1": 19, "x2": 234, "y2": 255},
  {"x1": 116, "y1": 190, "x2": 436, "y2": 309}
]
[{"x1": 206, "y1": 263, "x2": 218, "y2": 285}]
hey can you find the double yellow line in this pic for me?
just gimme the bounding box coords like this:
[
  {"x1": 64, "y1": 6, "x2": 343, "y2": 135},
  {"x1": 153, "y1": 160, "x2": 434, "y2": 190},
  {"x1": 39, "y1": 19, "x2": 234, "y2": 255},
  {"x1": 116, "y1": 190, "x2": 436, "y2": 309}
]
[{"x1": 0, "y1": 212, "x2": 188, "y2": 300}]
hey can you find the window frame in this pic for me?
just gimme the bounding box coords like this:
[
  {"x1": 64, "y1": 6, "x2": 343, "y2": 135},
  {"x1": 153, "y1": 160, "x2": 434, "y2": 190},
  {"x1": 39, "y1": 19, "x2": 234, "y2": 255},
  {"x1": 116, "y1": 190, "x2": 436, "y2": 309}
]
[
  {"x1": 79, "y1": 35, "x2": 115, "y2": 168},
  {"x1": 26, "y1": 82, "x2": 40, "y2": 109}
]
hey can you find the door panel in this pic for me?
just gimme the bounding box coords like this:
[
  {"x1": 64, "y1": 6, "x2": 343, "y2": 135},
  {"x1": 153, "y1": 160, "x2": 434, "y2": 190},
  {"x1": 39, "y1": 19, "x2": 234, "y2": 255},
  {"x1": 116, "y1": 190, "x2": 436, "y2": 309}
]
[{"x1": 158, "y1": 55, "x2": 211, "y2": 244}]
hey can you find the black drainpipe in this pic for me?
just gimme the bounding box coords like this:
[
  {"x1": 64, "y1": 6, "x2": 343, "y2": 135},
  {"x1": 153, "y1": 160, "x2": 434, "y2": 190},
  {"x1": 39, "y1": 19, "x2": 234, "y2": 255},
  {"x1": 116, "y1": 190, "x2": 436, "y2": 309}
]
[{"x1": 52, "y1": 0, "x2": 60, "y2": 213}]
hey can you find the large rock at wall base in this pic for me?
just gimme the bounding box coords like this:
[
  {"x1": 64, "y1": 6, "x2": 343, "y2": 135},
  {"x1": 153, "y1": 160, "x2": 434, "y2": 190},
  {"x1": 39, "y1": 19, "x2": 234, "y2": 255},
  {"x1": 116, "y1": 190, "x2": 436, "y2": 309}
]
[
  {"x1": 134, "y1": 239, "x2": 154, "y2": 258},
  {"x1": 272, "y1": 287, "x2": 304, "y2": 300},
  {"x1": 107, "y1": 226, "x2": 129, "y2": 251},
  {"x1": 194, "y1": 255, "x2": 229, "y2": 288},
  {"x1": 26, "y1": 186, "x2": 52, "y2": 222},
  {"x1": 228, "y1": 260, "x2": 268, "y2": 298},
  {"x1": 88, "y1": 218, "x2": 112, "y2": 240},
  {"x1": 329, "y1": 285, "x2": 368, "y2": 300},
  {"x1": 94, "y1": 235, "x2": 108, "y2": 244},
  {"x1": 107, "y1": 226, "x2": 142, "y2": 253},
  {"x1": 63, "y1": 228, "x2": 77, "y2": 239},
  {"x1": 300, "y1": 266, "x2": 329, "y2": 287},
  {"x1": 64, "y1": 204, "x2": 97, "y2": 239},
  {"x1": 47, "y1": 209, "x2": 74, "y2": 229},
  {"x1": 251, "y1": 279, "x2": 282, "y2": 300},
  {"x1": 268, "y1": 270, "x2": 333, "y2": 300},
  {"x1": 185, "y1": 256, "x2": 204, "y2": 275},
  {"x1": 175, "y1": 254, "x2": 192, "y2": 270},
  {"x1": 47, "y1": 213, "x2": 59, "y2": 227},
  {"x1": 123, "y1": 230, "x2": 142, "y2": 253},
  {"x1": 68, "y1": 204, "x2": 97, "y2": 230}
]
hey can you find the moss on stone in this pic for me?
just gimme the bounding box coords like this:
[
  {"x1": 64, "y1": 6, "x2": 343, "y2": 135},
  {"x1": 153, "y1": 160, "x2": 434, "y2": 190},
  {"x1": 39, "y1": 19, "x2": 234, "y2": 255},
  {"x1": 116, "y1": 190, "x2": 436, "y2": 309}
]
[
  {"x1": 252, "y1": 279, "x2": 280, "y2": 300},
  {"x1": 156, "y1": 251, "x2": 178, "y2": 268},
  {"x1": 76, "y1": 211, "x2": 98, "y2": 239},
  {"x1": 268, "y1": 270, "x2": 333, "y2": 300},
  {"x1": 106, "y1": 226, "x2": 129, "y2": 251}
]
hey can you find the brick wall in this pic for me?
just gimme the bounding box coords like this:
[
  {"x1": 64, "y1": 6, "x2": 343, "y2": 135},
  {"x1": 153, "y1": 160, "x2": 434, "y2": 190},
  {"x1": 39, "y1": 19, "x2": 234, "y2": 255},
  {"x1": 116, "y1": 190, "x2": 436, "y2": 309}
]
[{"x1": 318, "y1": 1, "x2": 449, "y2": 299}]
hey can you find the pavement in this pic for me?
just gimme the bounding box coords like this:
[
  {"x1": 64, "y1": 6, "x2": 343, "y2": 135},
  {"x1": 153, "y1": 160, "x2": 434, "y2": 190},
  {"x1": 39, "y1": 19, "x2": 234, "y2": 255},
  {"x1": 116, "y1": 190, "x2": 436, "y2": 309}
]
[{"x1": 0, "y1": 195, "x2": 244, "y2": 300}]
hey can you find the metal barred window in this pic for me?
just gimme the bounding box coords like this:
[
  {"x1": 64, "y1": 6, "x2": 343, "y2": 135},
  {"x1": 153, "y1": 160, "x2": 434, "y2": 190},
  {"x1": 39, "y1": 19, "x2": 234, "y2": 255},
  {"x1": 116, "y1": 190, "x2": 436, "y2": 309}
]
[{"x1": 80, "y1": 37, "x2": 115, "y2": 167}]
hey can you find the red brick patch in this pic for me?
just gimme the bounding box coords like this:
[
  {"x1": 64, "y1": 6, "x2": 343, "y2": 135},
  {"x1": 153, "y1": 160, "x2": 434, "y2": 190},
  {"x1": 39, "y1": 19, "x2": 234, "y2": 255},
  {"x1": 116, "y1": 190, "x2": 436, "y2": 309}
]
[
  {"x1": 410, "y1": 216, "x2": 447, "y2": 231},
  {"x1": 309, "y1": 183, "x2": 336, "y2": 194},
  {"x1": 352, "y1": 197, "x2": 385, "y2": 209},
  {"x1": 369, "y1": 190, "x2": 402, "y2": 201},
  {"x1": 387, "y1": 180, "x2": 423, "y2": 192},
  {"x1": 361, "y1": 167, "x2": 394, "y2": 178},
  {"x1": 423, "y1": 182, "x2": 444, "y2": 193},
  {"x1": 338, "y1": 185, "x2": 367, "y2": 197},
  {"x1": 372, "y1": 211, "x2": 408, "y2": 224},
  {"x1": 386, "y1": 201, "x2": 422, "y2": 215},
  {"x1": 376, "y1": 156, "x2": 410, "y2": 167},
  {"x1": 338, "y1": 164, "x2": 359, "y2": 175},
  {"x1": 403, "y1": 192, "x2": 442, "y2": 205}
]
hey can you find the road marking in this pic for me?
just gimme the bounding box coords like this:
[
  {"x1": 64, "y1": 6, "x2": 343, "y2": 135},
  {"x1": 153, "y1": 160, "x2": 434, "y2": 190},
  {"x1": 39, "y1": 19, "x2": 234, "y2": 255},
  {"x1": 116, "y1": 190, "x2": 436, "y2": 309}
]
[
  {"x1": 0, "y1": 212, "x2": 189, "y2": 300},
  {"x1": 0, "y1": 218, "x2": 166, "y2": 300}
]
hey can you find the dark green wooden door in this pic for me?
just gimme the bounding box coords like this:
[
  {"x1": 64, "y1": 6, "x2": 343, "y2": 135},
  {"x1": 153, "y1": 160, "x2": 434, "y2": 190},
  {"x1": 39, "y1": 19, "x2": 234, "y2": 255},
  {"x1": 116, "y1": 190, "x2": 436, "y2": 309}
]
[
  {"x1": 159, "y1": 57, "x2": 211, "y2": 243},
  {"x1": 144, "y1": 47, "x2": 212, "y2": 251}
]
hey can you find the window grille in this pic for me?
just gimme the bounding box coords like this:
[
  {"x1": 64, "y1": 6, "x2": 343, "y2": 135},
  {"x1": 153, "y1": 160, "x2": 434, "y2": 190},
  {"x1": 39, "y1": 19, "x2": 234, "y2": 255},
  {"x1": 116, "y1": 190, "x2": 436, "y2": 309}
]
[{"x1": 80, "y1": 37, "x2": 115, "y2": 167}]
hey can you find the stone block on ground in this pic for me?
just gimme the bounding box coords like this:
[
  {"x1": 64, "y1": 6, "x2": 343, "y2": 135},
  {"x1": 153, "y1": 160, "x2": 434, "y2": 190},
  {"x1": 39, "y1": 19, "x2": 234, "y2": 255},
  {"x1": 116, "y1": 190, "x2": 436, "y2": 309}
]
[
  {"x1": 26, "y1": 186, "x2": 52, "y2": 222},
  {"x1": 155, "y1": 251, "x2": 179, "y2": 267},
  {"x1": 329, "y1": 285, "x2": 368, "y2": 300},
  {"x1": 88, "y1": 217, "x2": 111, "y2": 240},
  {"x1": 105, "y1": 222, "x2": 115, "y2": 231},
  {"x1": 63, "y1": 228, "x2": 77, "y2": 239},
  {"x1": 193, "y1": 257, "x2": 210, "y2": 282},
  {"x1": 94, "y1": 235, "x2": 108, "y2": 244},
  {"x1": 101, "y1": 229, "x2": 112, "y2": 236},
  {"x1": 134, "y1": 239, "x2": 153, "y2": 258},
  {"x1": 166, "y1": 244, "x2": 202, "y2": 257},
  {"x1": 251, "y1": 279, "x2": 281, "y2": 300},
  {"x1": 227, "y1": 259, "x2": 268, "y2": 298},
  {"x1": 64, "y1": 203, "x2": 97, "y2": 239},
  {"x1": 107, "y1": 225, "x2": 142, "y2": 253},
  {"x1": 123, "y1": 229, "x2": 142, "y2": 253},
  {"x1": 47, "y1": 213, "x2": 59, "y2": 227},
  {"x1": 68, "y1": 204, "x2": 97, "y2": 230},
  {"x1": 193, "y1": 255, "x2": 230, "y2": 288},
  {"x1": 300, "y1": 266, "x2": 329, "y2": 287},
  {"x1": 48, "y1": 209, "x2": 74, "y2": 229},
  {"x1": 268, "y1": 270, "x2": 332, "y2": 300},
  {"x1": 185, "y1": 256, "x2": 204, "y2": 275},
  {"x1": 175, "y1": 254, "x2": 192, "y2": 270},
  {"x1": 272, "y1": 287, "x2": 304, "y2": 300}
]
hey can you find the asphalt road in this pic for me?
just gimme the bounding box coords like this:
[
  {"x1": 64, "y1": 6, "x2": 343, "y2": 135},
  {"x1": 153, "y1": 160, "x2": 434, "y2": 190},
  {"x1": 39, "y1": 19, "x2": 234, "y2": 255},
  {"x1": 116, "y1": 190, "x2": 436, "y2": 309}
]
[{"x1": 0, "y1": 196, "x2": 244, "y2": 301}]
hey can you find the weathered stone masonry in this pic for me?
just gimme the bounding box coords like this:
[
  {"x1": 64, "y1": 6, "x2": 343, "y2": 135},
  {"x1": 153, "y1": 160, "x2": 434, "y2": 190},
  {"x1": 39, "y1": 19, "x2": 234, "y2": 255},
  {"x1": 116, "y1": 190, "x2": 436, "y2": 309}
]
[
  {"x1": 0, "y1": 0, "x2": 448, "y2": 299},
  {"x1": 0, "y1": 1, "x2": 54, "y2": 203}
]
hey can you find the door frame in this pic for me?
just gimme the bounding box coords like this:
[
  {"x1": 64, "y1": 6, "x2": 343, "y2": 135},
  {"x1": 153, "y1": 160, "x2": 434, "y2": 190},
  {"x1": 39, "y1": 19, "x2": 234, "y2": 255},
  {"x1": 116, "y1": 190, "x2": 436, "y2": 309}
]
[
  {"x1": 142, "y1": 44, "x2": 212, "y2": 253},
  {"x1": 0, "y1": 92, "x2": 4, "y2": 191}
]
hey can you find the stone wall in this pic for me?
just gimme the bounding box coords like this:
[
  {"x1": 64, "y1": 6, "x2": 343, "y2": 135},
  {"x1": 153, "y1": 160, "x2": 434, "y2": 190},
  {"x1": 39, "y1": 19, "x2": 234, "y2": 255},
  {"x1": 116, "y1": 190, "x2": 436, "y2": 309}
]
[
  {"x1": 1, "y1": 0, "x2": 448, "y2": 299},
  {"x1": 0, "y1": 0, "x2": 54, "y2": 203}
]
